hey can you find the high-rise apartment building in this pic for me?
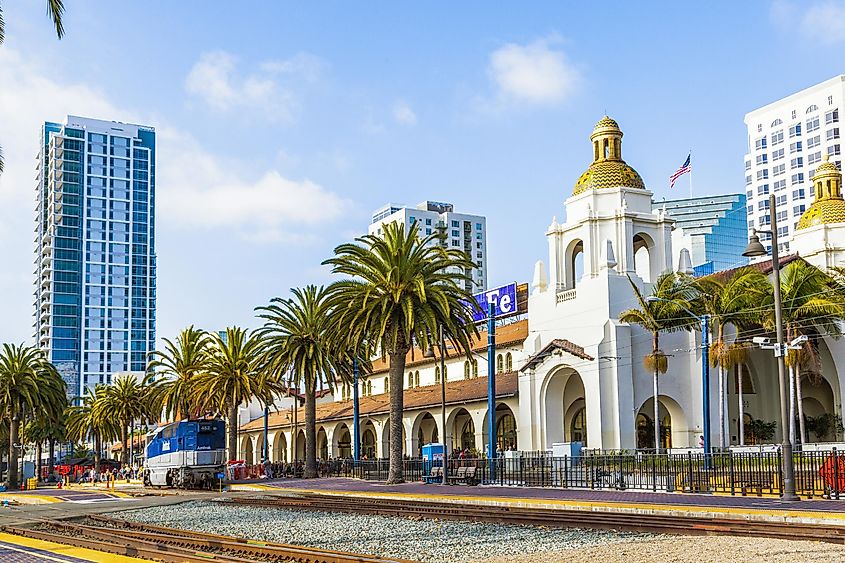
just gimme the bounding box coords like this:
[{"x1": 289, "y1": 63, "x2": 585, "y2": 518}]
[
  {"x1": 655, "y1": 194, "x2": 748, "y2": 276},
  {"x1": 744, "y1": 75, "x2": 844, "y2": 258},
  {"x1": 35, "y1": 116, "x2": 156, "y2": 398},
  {"x1": 369, "y1": 201, "x2": 487, "y2": 291}
]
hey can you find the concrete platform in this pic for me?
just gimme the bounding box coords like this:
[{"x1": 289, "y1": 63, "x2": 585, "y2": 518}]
[
  {"x1": 2, "y1": 488, "x2": 133, "y2": 506},
  {"x1": 0, "y1": 532, "x2": 144, "y2": 562},
  {"x1": 245, "y1": 477, "x2": 845, "y2": 527}
]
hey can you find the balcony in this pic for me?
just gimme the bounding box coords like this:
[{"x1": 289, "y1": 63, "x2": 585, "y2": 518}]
[{"x1": 556, "y1": 288, "x2": 577, "y2": 304}]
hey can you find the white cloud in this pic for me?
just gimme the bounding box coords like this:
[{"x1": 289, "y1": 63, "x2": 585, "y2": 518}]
[
  {"x1": 184, "y1": 50, "x2": 323, "y2": 120},
  {"x1": 773, "y1": 1, "x2": 845, "y2": 44},
  {"x1": 392, "y1": 100, "x2": 418, "y2": 126},
  {"x1": 478, "y1": 37, "x2": 580, "y2": 111}
]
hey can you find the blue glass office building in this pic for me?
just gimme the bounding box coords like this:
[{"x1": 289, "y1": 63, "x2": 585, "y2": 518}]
[
  {"x1": 653, "y1": 194, "x2": 748, "y2": 276},
  {"x1": 35, "y1": 116, "x2": 156, "y2": 397}
]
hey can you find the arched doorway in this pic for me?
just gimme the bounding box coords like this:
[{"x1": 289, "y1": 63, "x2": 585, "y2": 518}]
[
  {"x1": 295, "y1": 429, "x2": 306, "y2": 460},
  {"x1": 362, "y1": 424, "x2": 377, "y2": 459},
  {"x1": 334, "y1": 423, "x2": 352, "y2": 458},
  {"x1": 802, "y1": 375, "x2": 839, "y2": 442},
  {"x1": 317, "y1": 427, "x2": 329, "y2": 459},
  {"x1": 542, "y1": 367, "x2": 586, "y2": 448},
  {"x1": 495, "y1": 403, "x2": 517, "y2": 451},
  {"x1": 450, "y1": 408, "x2": 476, "y2": 452},
  {"x1": 273, "y1": 431, "x2": 287, "y2": 462},
  {"x1": 412, "y1": 412, "x2": 439, "y2": 456},
  {"x1": 381, "y1": 422, "x2": 406, "y2": 457},
  {"x1": 636, "y1": 396, "x2": 686, "y2": 449},
  {"x1": 569, "y1": 406, "x2": 587, "y2": 443},
  {"x1": 242, "y1": 436, "x2": 254, "y2": 464}
]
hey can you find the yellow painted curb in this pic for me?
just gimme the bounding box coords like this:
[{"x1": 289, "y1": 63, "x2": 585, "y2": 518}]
[
  {"x1": 0, "y1": 531, "x2": 146, "y2": 562},
  {"x1": 1, "y1": 494, "x2": 62, "y2": 505}
]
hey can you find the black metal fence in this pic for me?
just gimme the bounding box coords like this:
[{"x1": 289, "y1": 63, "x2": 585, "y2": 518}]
[{"x1": 342, "y1": 449, "x2": 844, "y2": 499}]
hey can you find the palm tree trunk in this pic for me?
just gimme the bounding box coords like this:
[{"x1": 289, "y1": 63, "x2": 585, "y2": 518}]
[
  {"x1": 227, "y1": 405, "x2": 239, "y2": 462},
  {"x1": 652, "y1": 332, "x2": 660, "y2": 452},
  {"x1": 387, "y1": 350, "x2": 408, "y2": 484},
  {"x1": 8, "y1": 416, "x2": 20, "y2": 488},
  {"x1": 36, "y1": 441, "x2": 43, "y2": 482},
  {"x1": 304, "y1": 386, "x2": 317, "y2": 479},
  {"x1": 788, "y1": 365, "x2": 797, "y2": 448},
  {"x1": 718, "y1": 365, "x2": 726, "y2": 449},
  {"x1": 738, "y1": 364, "x2": 745, "y2": 446},
  {"x1": 796, "y1": 372, "x2": 807, "y2": 446}
]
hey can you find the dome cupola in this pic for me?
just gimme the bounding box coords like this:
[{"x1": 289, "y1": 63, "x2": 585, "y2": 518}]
[
  {"x1": 573, "y1": 116, "x2": 645, "y2": 196},
  {"x1": 796, "y1": 154, "x2": 845, "y2": 229}
]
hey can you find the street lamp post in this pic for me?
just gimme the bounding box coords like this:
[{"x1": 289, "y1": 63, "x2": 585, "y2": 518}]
[
  {"x1": 352, "y1": 358, "x2": 360, "y2": 463},
  {"x1": 424, "y1": 330, "x2": 448, "y2": 485},
  {"x1": 742, "y1": 192, "x2": 799, "y2": 501},
  {"x1": 646, "y1": 297, "x2": 711, "y2": 462}
]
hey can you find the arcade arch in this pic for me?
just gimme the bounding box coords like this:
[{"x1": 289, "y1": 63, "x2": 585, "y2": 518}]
[
  {"x1": 333, "y1": 423, "x2": 352, "y2": 458},
  {"x1": 632, "y1": 233, "x2": 654, "y2": 283},
  {"x1": 636, "y1": 395, "x2": 687, "y2": 449},
  {"x1": 542, "y1": 366, "x2": 586, "y2": 448},
  {"x1": 564, "y1": 238, "x2": 584, "y2": 289},
  {"x1": 273, "y1": 431, "x2": 287, "y2": 462},
  {"x1": 361, "y1": 420, "x2": 377, "y2": 459}
]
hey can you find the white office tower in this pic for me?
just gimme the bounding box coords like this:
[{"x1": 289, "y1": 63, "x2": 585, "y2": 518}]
[
  {"x1": 744, "y1": 75, "x2": 844, "y2": 259},
  {"x1": 369, "y1": 201, "x2": 487, "y2": 292}
]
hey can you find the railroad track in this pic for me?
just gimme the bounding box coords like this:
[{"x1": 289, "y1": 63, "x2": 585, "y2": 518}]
[
  {"x1": 1, "y1": 517, "x2": 413, "y2": 563},
  {"x1": 222, "y1": 493, "x2": 845, "y2": 545}
]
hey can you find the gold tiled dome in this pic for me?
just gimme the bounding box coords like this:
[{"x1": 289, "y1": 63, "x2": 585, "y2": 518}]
[
  {"x1": 573, "y1": 116, "x2": 646, "y2": 195},
  {"x1": 796, "y1": 153, "x2": 845, "y2": 229}
]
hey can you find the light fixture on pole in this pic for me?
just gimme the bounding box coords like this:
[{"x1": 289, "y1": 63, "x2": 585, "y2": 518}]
[
  {"x1": 742, "y1": 193, "x2": 799, "y2": 501},
  {"x1": 646, "y1": 297, "x2": 710, "y2": 464},
  {"x1": 424, "y1": 336, "x2": 447, "y2": 485}
]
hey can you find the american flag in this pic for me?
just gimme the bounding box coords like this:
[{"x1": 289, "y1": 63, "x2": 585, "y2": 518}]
[{"x1": 669, "y1": 154, "x2": 691, "y2": 188}]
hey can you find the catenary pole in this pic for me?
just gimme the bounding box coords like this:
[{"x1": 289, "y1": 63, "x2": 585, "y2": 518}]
[
  {"x1": 701, "y1": 314, "x2": 711, "y2": 469},
  {"x1": 440, "y1": 324, "x2": 447, "y2": 486},
  {"x1": 487, "y1": 300, "x2": 496, "y2": 479},
  {"x1": 353, "y1": 358, "x2": 360, "y2": 462}
]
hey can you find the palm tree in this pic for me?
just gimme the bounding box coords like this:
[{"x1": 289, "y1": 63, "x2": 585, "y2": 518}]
[
  {"x1": 324, "y1": 221, "x2": 479, "y2": 483},
  {"x1": 193, "y1": 327, "x2": 286, "y2": 461},
  {"x1": 149, "y1": 326, "x2": 211, "y2": 422},
  {"x1": 0, "y1": 0, "x2": 66, "y2": 175},
  {"x1": 619, "y1": 273, "x2": 698, "y2": 451},
  {"x1": 96, "y1": 375, "x2": 153, "y2": 465},
  {"x1": 23, "y1": 401, "x2": 67, "y2": 481},
  {"x1": 770, "y1": 261, "x2": 845, "y2": 446},
  {"x1": 694, "y1": 268, "x2": 771, "y2": 449},
  {"x1": 256, "y1": 285, "x2": 350, "y2": 477},
  {"x1": 0, "y1": 344, "x2": 65, "y2": 488},
  {"x1": 65, "y1": 385, "x2": 118, "y2": 474}
]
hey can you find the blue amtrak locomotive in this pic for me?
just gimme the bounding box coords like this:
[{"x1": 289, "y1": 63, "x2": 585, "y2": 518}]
[{"x1": 144, "y1": 419, "x2": 226, "y2": 489}]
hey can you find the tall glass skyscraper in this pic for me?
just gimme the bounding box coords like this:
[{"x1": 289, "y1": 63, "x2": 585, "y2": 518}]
[{"x1": 35, "y1": 116, "x2": 156, "y2": 398}]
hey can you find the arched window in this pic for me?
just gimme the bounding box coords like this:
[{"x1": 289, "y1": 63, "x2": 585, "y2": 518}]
[
  {"x1": 408, "y1": 372, "x2": 413, "y2": 388},
  {"x1": 807, "y1": 104, "x2": 819, "y2": 114},
  {"x1": 771, "y1": 118, "x2": 783, "y2": 127},
  {"x1": 464, "y1": 360, "x2": 471, "y2": 379},
  {"x1": 384, "y1": 377, "x2": 389, "y2": 393},
  {"x1": 472, "y1": 359, "x2": 478, "y2": 378},
  {"x1": 496, "y1": 354, "x2": 504, "y2": 374},
  {"x1": 505, "y1": 352, "x2": 512, "y2": 372},
  {"x1": 435, "y1": 366, "x2": 440, "y2": 384},
  {"x1": 367, "y1": 381, "x2": 372, "y2": 396},
  {"x1": 414, "y1": 371, "x2": 420, "y2": 387},
  {"x1": 443, "y1": 364, "x2": 448, "y2": 381}
]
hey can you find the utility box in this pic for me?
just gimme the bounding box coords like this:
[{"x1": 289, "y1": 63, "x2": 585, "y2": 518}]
[
  {"x1": 422, "y1": 443, "x2": 444, "y2": 483},
  {"x1": 552, "y1": 442, "x2": 583, "y2": 460}
]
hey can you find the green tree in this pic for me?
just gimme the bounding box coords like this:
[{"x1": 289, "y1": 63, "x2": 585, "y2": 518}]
[
  {"x1": 769, "y1": 261, "x2": 845, "y2": 446},
  {"x1": 256, "y1": 285, "x2": 350, "y2": 477},
  {"x1": 65, "y1": 385, "x2": 118, "y2": 474},
  {"x1": 0, "y1": 0, "x2": 65, "y2": 175},
  {"x1": 149, "y1": 326, "x2": 211, "y2": 421},
  {"x1": 0, "y1": 344, "x2": 65, "y2": 488},
  {"x1": 694, "y1": 268, "x2": 771, "y2": 449},
  {"x1": 619, "y1": 273, "x2": 698, "y2": 451},
  {"x1": 324, "y1": 221, "x2": 479, "y2": 483},
  {"x1": 96, "y1": 375, "x2": 153, "y2": 465},
  {"x1": 193, "y1": 327, "x2": 286, "y2": 461}
]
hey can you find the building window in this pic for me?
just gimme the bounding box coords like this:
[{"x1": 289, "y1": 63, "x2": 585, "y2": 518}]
[
  {"x1": 790, "y1": 157, "x2": 803, "y2": 169},
  {"x1": 777, "y1": 225, "x2": 789, "y2": 238},
  {"x1": 757, "y1": 124, "x2": 763, "y2": 133},
  {"x1": 425, "y1": 218, "x2": 432, "y2": 225},
  {"x1": 772, "y1": 148, "x2": 784, "y2": 161},
  {"x1": 443, "y1": 364, "x2": 447, "y2": 381},
  {"x1": 746, "y1": 189, "x2": 753, "y2": 199},
  {"x1": 791, "y1": 172, "x2": 805, "y2": 185},
  {"x1": 756, "y1": 169, "x2": 768, "y2": 180},
  {"x1": 756, "y1": 154, "x2": 768, "y2": 165},
  {"x1": 771, "y1": 129, "x2": 784, "y2": 145},
  {"x1": 828, "y1": 144, "x2": 841, "y2": 156},
  {"x1": 451, "y1": 229, "x2": 459, "y2": 237},
  {"x1": 793, "y1": 204, "x2": 806, "y2": 216},
  {"x1": 790, "y1": 141, "x2": 803, "y2": 153},
  {"x1": 772, "y1": 164, "x2": 785, "y2": 176},
  {"x1": 755, "y1": 137, "x2": 767, "y2": 150},
  {"x1": 777, "y1": 210, "x2": 788, "y2": 223},
  {"x1": 464, "y1": 361, "x2": 471, "y2": 379},
  {"x1": 771, "y1": 118, "x2": 783, "y2": 127},
  {"x1": 746, "y1": 175, "x2": 752, "y2": 186},
  {"x1": 408, "y1": 372, "x2": 414, "y2": 388},
  {"x1": 384, "y1": 377, "x2": 389, "y2": 393},
  {"x1": 759, "y1": 215, "x2": 771, "y2": 226},
  {"x1": 415, "y1": 371, "x2": 420, "y2": 387},
  {"x1": 472, "y1": 360, "x2": 478, "y2": 378},
  {"x1": 745, "y1": 160, "x2": 751, "y2": 170},
  {"x1": 758, "y1": 200, "x2": 770, "y2": 211},
  {"x1": 807, "y1": 116, "x2": 820, "y2": 132},
  {"x1": 826, "y1": 109, "x2": 840, "y2": 124},
  {"x1": 476, "y1": 223, "x2": 482, "y2": 230},
  {"x1": 451, "y1": 240, "x2": 459, "y2": 247},
  {"x1": 792, "y1": 110, "x2": 797, "y2": 119},
  {"x1": 776, "y1": 194, "x2": 787, "y2": 206},
  {"x1": 792, "y1": 188, "x2": 805, "y2": 199},
  {"x1": 789, "y1": 123, "x2": 802, "y2": 137},
  {"x1": 434, "y1": 366, "x2": 440, "y2": 384},
  {"x1": 827, "y1": 127, "x2": 840, "y2": 141},
  {"x1": 505, "y1": 352, "x2": 513, "y2": 372},
  {"x1": 808, "y1": 151, "x2": 822, "y2": 165},
  {"x1": 496, "y1": 354, "x2": 504, "y2": 374},
  {"x1": 807, "y1": 104, "x2": 819, "y2": 114},
  {"x1": 829, "y1": 96, "x2": 834, "y2": 106},
  {"x1": 757, "y1": 184, "x2": 769, "y2": 195}
]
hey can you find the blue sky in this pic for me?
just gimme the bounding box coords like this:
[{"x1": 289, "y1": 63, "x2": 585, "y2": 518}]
[{"x1": 1, "y1": 1, "x2": 844, "y2": 344}]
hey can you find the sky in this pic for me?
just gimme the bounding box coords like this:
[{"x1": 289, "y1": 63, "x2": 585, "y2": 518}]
[{"x1": 1, "y1": 0, "x2": 844, "y2": 345}]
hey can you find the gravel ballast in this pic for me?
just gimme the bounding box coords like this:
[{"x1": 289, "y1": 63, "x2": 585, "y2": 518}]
[{"x1": 115, "y1": 500, "x2": 648, "y2": 562}]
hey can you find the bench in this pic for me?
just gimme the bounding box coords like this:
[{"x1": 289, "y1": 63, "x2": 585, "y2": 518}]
[
  {"x1": 423, "y1": 466, "x2": 443, "y2": 483},
  {"x1": 447, "y1": 466, "x2": 479, "y2": 486}
]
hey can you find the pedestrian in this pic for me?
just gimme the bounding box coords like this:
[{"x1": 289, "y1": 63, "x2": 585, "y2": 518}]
[{"x1": 699, "y1": 435, "x2": 705, "y2": 448}]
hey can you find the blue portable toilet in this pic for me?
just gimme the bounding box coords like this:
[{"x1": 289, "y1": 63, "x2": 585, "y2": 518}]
[{"x1": 421, "y1": 443, "x2": 444, "y2": 482}]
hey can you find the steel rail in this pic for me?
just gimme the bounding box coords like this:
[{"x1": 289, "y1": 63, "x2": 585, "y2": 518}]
[{"x1": 221, "y1": 494, "x2": 845, "y2": 544}]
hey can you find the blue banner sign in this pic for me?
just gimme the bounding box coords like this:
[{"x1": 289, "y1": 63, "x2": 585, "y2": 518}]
[{"x1": 470, "y1": 282, "x2": 518, "y2": 323}]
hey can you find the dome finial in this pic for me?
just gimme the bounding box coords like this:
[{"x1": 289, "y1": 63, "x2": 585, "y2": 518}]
[{"x1": 573, "y1": 116, "x2": 645, "y2": 195}]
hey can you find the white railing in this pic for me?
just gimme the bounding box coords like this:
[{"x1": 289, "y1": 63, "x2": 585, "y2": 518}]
[{"x1": 556, "y1": 288, "x2": 577, "y2": 303}]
